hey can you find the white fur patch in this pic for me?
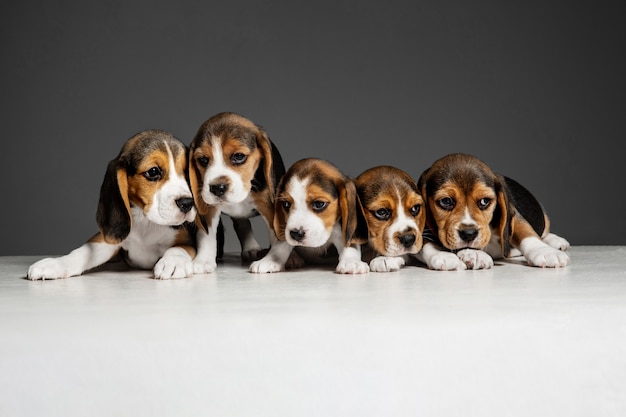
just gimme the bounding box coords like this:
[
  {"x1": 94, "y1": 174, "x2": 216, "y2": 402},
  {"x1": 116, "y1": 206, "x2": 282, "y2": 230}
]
[{"x1": 284, "y1": 177, "x2": 331, "y2": 247}]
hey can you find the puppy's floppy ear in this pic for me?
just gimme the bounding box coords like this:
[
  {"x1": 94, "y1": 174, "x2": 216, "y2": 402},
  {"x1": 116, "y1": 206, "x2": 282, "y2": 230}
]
[
  {"x1": 188, "y1": 146, "x2": 210, "y2": 221},
  {"x1": 417, "y1": 168, "x2": 438, "y2": 235},
  {"x1": 493, "y1": 174, "x2": 513, "y2": 257},
  {"x1": 338, "y1": 178, "x2": 362, "y2": 245},
  {"x1": 254, "y1": 126, "x2": 284, "y2": 203},
  {"x1": 96, "y1": 158, "x2": 131, "y2": 244},
  {"x1": 351, "y1": 193, "x2": 370, "y2": 245},
  {"x1": 272, "y1": 177, "x2": 288, "y2": 241}
]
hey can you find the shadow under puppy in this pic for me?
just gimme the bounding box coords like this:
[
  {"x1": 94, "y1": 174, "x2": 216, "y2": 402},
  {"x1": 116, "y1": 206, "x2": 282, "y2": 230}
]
[
  {"x1": 250, "y1": 158, "x2": 369, "y2": 274},
  {"x1": 28, "y1": 130, "x2": 197, "y2": 280},
  {"x1": 354, "y1": 166, "x2": 426, "y2": 272},
  {"x1": 416, "y1": 153, "x2": 570, "y2": 270},
  {"x1": 189, "y1": 112, "x2": 285, "y2": 273}
]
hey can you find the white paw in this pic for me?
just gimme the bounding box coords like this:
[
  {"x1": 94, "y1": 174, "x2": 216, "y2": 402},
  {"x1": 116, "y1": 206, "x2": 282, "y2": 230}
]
[
  {"x1": 27, "y1": 258, "x2": 77, "y2": 280},
  {"x1": 192, "y1": 257, "x2": 217, "y2": 274},
  {"x1": 336, "y1": 259, "x2": 370, "y2": 274},
  {"x1": 249, "y1": 257, "x2": 284, "y2": 273},
  {"x1": 456, "y1": 249, "x2": 494, "y2": 270},
  {"x1": 154, "y1": 254, "x2": 193, "y2": 279},
  {"x1": 428, "y1": 252, "x2": 467, "y2": 271},
  {"x1": 543, "y1": 233, "x2": 570, "y2": 251},
  {"x1": 525, "y1": 246, "x2": 570, "y2": 268},
  {"x1": 370, "y1": 256, "x2": 405, "y2": 272}
]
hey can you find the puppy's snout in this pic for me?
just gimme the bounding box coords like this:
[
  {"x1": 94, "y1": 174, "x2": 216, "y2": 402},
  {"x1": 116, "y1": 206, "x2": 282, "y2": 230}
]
[
  {"x1": 175, "y1": 197, "x2": 194, "y2": 214},
  {"x1": 289, "y1": 228, "x2": 306, "y2": 242},
  {"x1": 398, "y1": 233, "x2": 416, "y2": 248},
  {"x1": 209, "y1": 183, "x2": 229, "y2": 197},
  {"x1": 459, "y1": 228, "x2": 478, "y2": 242}
]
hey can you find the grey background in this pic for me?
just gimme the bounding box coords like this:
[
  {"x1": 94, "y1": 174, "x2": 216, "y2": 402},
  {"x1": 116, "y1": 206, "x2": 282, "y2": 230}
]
[{"x1": 1, "y1": 0, "x2": 624, "y2": 256}]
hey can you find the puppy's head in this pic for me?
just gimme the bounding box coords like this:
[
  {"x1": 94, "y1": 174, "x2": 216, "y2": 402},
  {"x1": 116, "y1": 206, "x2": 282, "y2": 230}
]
[
  {"x1": 189, "y1": 112, "x2": 278, "y2": 213},
  {"x1": 96, "y1": 130, "x2": 196, "y2": 244},
  {"x1": 355, "y1": 166, "x2": 425, "y2": 257},
  {"x1": 273, "y1": 158, "x2": 360, "y2": 248},
  {"x1": 418, "y1": 153, "x2": 511, "y2": 254}
]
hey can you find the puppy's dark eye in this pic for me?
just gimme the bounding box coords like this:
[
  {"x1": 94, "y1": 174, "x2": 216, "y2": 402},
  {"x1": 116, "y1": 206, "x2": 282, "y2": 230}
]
[
  {"x1": 231, "y1": 153, "x2": 247, "y2": 165},
  {"x1": 409, "y1": 204, "x2": 421, "y2": 217},
  {"x1": 197, "y1": 156, "x2": 209, "y2": 167},
  {"x1": 281, "y1": 201, "x2": 292, "y2": 212},
  {"x1": 478, "y1": 198, "x2": 492, "y2": 210},
  {"x1": 438, "y1": 197, "x2": 455, "y2": 211},
  {"x1": 311, "y1": 201, "x2": 328, "y2": 212},
  {"x1": 373, "y1": 208, "x2": 391, "y2": 220},
  {"x1": 143, "y1": 167, "x2": 162, "y2": 181}
]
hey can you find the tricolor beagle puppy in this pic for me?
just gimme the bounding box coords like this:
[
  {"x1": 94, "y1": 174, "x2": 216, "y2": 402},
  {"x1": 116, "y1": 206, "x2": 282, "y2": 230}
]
[
  {"x1": 354, "y1": 166, "x2": 426, "y2": 272},
  {"x1": 416, "y1": 153, "x2": 570, "y2": 270},
  {"x1": 249, "y1": 158, "x2": 369, "y2": 274},
  {"x1": 189, "y1": 112, "x2": 285, "y2": 273},
  {"x1": 27, "y1": 130, "x2": 197, "y2": 280}
]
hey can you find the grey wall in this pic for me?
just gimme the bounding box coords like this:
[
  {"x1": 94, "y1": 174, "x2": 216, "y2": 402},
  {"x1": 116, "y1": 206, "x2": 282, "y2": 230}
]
[{"x1": 1, "y1": 0, "x2": 624, "y2": 256}]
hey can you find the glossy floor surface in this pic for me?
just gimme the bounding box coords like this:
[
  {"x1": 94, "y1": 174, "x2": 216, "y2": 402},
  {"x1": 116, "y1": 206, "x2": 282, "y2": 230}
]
[{"x1": 1, "y1": 246, "x2": 625, "y2": 417}]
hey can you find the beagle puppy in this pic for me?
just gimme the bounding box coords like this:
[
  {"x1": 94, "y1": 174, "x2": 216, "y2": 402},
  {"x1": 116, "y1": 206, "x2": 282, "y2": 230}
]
[
  {"x1": 189, "y1": 112, "x2": 285, "y2": 273},
  {"x1": 28, "y1": 130, "x2": 197, "y2": 280},
  {"x1": 354, "y1": 166, "x2": 426, "y2": 272},
  {"x1": 249, "y1": 158, "x2": 370, "y2": 274},
  {"x1": 416, "y1": 153, "x2": 570, "y2": 270}
]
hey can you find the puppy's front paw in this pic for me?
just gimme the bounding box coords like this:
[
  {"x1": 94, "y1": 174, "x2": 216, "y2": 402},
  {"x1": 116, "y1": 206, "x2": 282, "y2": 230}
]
[
  {"x1": 192, "y1": 256, "x2": 217, "y2": 274},
  {"x1": 249, "y1": 257, "x2": 284, "y2": 273},
  {"x1": 543, "y1": 233, "x2": 570, "y2": 251},
  {"x1": 336, "y1": 259, "x2": 369, "y2": 274},
  {"x1": 525, "y1": 246, "x2": 570, "y2": 268},
  {"x1": 456, "y1": 249, "x2": 494, "y2": 270},
  {"x1": 154, "y1": 254, "x2": 193, "y2": 279},
  {"x1": 27, "y1": 258, "x2": 77, "y2": 280},
  {"x1": 370, "y1": 256, "x2": 405, "y2": 272},
  {"x1": 428, "y1": 252, "x2": 467, "y2": 271}
]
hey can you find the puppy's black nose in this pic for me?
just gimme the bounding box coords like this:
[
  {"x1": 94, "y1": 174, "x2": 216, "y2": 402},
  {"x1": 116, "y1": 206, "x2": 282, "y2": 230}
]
[
  {"x1": 399, "y1": 234, "x2": 416, "y2": 248},
  {"x1": 209, "y1": 183, "x2": 228, "y2": 197},
  {"x1": 459, "y1": 228, "x2": 478, "y2": 242},
  {"x1": 176, "y1": 197, "x2": 195, "y2": 213},
  {"x1": 289, "y1": 228, "x2": 306, "y2": 242}
]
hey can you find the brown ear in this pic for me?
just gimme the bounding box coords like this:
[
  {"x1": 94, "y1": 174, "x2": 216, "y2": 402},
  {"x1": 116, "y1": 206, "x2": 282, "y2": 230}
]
[
  {"x1": 272, "y1": 201, "x2": 286, "y2": 242},
  {"x1": 351, "y1": 192, "x2": 370, "y2": 245},
  {"x1": 417, "y1": 169, "x2": 438, "y2": 236},
  {"x1": 339, "y1": 179, "x2": 360, "y2": 245},
  {"x1": 255, "y1": 127, "x2": 285, "y2": 205},
  {"x1": 494, "y1": 175, "x2": 513, "y2": 257},
  {"x1": 188, "y1": 149, "x2": 210, "y2": 219},
  {"x1": 96, "y1": 159, "x2": 131, "y2": 244}
]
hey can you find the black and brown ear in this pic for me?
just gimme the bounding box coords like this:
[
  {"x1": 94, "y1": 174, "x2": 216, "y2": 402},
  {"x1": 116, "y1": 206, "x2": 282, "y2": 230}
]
[
  {"x1": 351, "y1": 192, "x2": 370, "y2": 245},
  {"x1": 493, "y1": 174, "x2": 513, "y2": 257},
  {"x1": 96, "y1": 158, "x2": 132, "y2": 244},
  {"x1": 417, "y1": 168, "x2": 438, "y2": 237},
  {"x1": 254, "y1": 126, "x2": 285, "y2": 203},
  {"x1": 272, "y1": 177, "x2": 288, "y2": 241},
  {"x1": 188, "y1": 147, "x2": 210, "y2": 220},
  {"x1": 338, "y1": 179, "x2": 363, "y2": 245}
]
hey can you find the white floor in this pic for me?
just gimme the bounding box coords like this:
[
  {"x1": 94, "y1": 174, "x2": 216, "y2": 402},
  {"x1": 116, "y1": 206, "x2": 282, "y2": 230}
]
[{"x1": 1, "y1": 246, "x2": 625, "y2": 417}]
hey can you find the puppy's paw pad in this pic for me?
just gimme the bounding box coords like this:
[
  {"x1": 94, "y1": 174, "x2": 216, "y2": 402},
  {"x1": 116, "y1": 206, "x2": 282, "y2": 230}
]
[
  {"x1": 370, "y1": 256, "x2": 405, "y2": 272},
  {"x1": 543, "y1": 233, "x2": 570, "y2": 251},
  {"x1": 527, "y1": 247, "x2": 570, "y2": 268},
  {"x1": 456, "y1": 249, "x2": 493, "y2": 270},
  {"x1": 429, "y1": 253, "x2": 467, "y2": 271},
  {"x1": 249, "y1": 258, "x2": 283, "y2": 273},
  {"x1": 192, "y1": 258, "x2": 217, "y2": 274},
  {"x1": 27, "y1": 258, "x2": 72, "y2": 280},
  {"x1": 154, "y1": 255, "x2": 193, "y2": 279},
  {"x1": 336, "y1": 260, "x2": 369, "y2": 274}
]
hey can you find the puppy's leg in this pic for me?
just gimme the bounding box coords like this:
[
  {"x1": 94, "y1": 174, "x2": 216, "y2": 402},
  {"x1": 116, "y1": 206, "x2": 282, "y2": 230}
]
[
  {"x1": 518, "y1": 237, "x2": 570, "y2": 268},
  {"x1": 231, "y1": 217, "x2": 264, "y2": 261},
  {"x1": 542, "y1": 233, "x2": 570, "y2": 251},
  {"x1": 193, "y1": 210, "x2": 221, "y2": 274},
  {"x1": 27, "y1": 239, "x2": 120, "y2": 280},
  {"x1": 335, "y1": 241, "x2": 369, "y2": 274},
  {"x1": 415, "y1": 242, "x2": 467, "y2": 271},
  {"x1": 154, "y1": 246, "x2": 195, "y2": 279},
  {"x1": 369, "y1": 255, "x2": 407, "y2": 272},
  {"x1": 456, "y1": 249, "x2": 494, "y2": 270},
  {"x1": 249, "y1": 240, "x2": 293, "y2": 273}
]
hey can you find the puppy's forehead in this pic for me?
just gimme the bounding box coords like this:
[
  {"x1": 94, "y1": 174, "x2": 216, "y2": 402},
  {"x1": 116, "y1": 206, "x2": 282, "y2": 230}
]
[
  {"x1": 358, "y1": 167, "x2": 418, "y2": 206},
  {"x1": 426, "y1": 154, "x2": 496, "y2": 196},
  {"x1": 193, "y1": 113, "x2": 258, "y2": 149},
  {"x1": 282, "y1": 159, "x2": 342, "y2": 198},
  {"x1": 121, "y1": 130, "x2": 186, "y2": 170}
]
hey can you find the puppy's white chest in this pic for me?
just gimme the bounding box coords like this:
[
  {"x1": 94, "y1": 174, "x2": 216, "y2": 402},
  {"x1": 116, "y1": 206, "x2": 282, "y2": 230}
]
[
  {"x1": 122, "y1": 208, "x2": 179, "y2": 268},
  {"x1": 220, "y1": 194, "x2": 259, "y2": 219}
]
